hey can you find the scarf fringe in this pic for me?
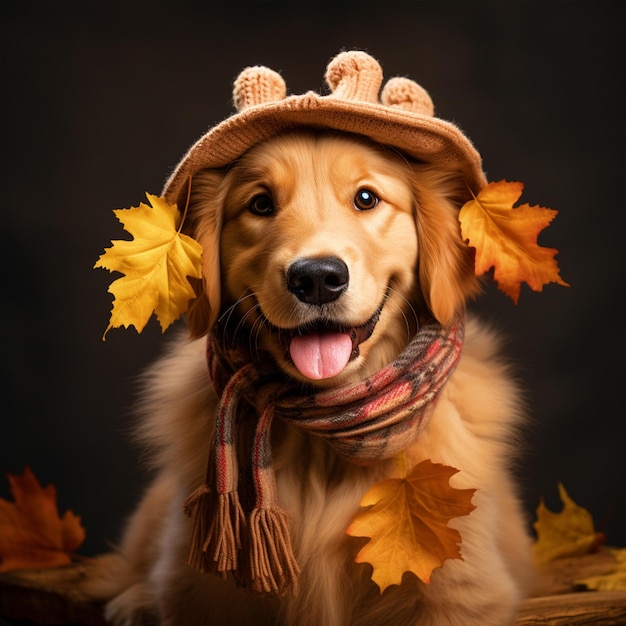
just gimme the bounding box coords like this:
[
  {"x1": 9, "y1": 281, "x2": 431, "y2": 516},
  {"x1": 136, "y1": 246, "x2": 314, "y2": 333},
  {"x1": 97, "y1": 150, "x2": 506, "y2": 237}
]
[
  {"x1": 248, "y1": 507, "x2": 300, "y2": 596},
  {"x1": 184, "y1": 486, "x2": 244, "y2": 575}
]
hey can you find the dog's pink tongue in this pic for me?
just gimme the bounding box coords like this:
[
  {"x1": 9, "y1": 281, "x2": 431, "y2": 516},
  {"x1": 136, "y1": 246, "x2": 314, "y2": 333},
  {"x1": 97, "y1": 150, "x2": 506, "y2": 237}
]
[{"x1": 289, "y1": 332, "x2": 353, "y2": 380}]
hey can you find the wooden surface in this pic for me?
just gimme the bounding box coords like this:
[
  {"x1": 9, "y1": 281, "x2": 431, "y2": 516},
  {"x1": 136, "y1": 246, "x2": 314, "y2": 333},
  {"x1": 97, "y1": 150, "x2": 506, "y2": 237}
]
[
  {"x1": 0, "y1": 549, "x2": 625, "y2": 625},
  {"x1": 0, "y1": 562, "x2": 107, "y2": 625},
  {"x1": 517, "y1": 591, "x2": 626, "y2": 625}
]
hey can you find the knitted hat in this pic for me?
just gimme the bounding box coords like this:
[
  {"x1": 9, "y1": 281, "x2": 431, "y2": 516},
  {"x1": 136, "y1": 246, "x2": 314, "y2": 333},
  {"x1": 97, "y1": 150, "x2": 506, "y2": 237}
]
[{"x1": 162, "y1": 50, "x2": 487, "y2": 204}]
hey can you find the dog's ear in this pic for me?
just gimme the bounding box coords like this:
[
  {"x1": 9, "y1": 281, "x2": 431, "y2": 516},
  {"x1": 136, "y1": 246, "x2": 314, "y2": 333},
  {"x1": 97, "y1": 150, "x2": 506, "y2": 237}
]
[
  {"x1": 410, "y1": 168, "x2": 481, "y2": 326},
  {"x1": 181, "y1": 169, "x2": 226, "y2": 338}
]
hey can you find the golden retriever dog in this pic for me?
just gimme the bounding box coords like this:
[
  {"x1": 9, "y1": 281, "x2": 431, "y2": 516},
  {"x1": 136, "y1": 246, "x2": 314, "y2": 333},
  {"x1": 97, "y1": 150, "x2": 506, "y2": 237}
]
[{"x1": 86, "y1": 128, "x2": 535, "y2": 625}]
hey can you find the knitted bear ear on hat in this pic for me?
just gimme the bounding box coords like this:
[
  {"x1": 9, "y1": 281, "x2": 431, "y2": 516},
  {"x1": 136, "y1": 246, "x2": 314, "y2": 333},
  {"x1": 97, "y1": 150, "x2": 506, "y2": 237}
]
[
  {"x1": 381, "y1": 77, "x2": 435, "y2": 116},
  {"x1": 325, "y1": 50, "x2": 383, "y2": 103},
  {"x1": 233, "y1": 66, "x2": 287, "y2": 112}
]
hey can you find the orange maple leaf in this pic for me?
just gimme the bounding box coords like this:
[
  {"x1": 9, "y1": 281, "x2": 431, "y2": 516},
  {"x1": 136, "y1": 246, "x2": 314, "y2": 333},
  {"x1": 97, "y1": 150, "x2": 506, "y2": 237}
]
[
  {"x1": 459, "y1": 180, "x2": 569, "y2": 304},
  {"x1": 0, "y1": 467, "x2": 85, "y2": 572},
  {"x1": 346, "y1": 460, "x2": 476, "y2": 591}
]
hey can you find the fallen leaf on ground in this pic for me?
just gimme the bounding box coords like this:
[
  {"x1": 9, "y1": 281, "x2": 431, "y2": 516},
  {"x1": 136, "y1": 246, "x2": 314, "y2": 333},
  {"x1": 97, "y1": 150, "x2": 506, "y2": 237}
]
[
  {"x1": 576, "y1": 548, "x2": 626, "y2": 591},
  {"x1": 0, "y1": 467, "x2": 85, "y2": 572},
  {"x1": 532, "y1": 482, "x2": 604, "y2": 565}
]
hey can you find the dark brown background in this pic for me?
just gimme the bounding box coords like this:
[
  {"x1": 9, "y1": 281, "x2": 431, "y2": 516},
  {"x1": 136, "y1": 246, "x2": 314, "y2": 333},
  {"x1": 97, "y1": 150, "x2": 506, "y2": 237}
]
[{"x1": 3, "y1": 1, "x2": 625, "y2": 560}]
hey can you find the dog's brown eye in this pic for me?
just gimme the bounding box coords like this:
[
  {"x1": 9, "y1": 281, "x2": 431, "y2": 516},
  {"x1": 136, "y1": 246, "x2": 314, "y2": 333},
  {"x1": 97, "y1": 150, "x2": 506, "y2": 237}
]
[
  {"x1": 354, "y1": 188, "x2": 379, "y2": 211},
  {"x1": 249, "y1": 194, "x2": 275, "y2": 216}
]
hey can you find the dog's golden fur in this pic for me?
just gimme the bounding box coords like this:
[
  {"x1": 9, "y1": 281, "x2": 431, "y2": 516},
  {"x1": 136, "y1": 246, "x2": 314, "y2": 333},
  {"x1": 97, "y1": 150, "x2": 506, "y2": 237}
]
[{"x1": 86, "y1": 130, "x2": 535, "y2": 625}]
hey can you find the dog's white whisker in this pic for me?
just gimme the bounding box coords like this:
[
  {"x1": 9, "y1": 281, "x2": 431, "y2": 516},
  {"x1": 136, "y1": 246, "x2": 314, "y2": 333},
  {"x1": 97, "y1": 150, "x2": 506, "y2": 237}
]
[
  {"x1": 218, "y1": 292, "x2": 257, "y2": 327},
  {"x1": 230, "y1": 304, "x2": 261, "y2": 348},
  {"x1": 387, "y1": 286, "x2": 419, "y2": 342}
]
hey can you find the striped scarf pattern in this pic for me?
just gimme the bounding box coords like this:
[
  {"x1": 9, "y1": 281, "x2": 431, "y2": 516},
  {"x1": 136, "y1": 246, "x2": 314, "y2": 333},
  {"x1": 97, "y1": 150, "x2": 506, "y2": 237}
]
[{"x1": 184, "y1": 313, "x2": 465, "y2": 595}]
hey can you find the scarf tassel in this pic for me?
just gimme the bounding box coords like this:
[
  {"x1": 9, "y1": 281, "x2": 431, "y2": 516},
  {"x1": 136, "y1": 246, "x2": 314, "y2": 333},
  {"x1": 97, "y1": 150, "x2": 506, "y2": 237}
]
[
  {"x1": 248, "y1": 506, "x2": 300, "y2": 595},
  {"x1": 184, "y1": 485, "x2": 244, "y2": 575}
]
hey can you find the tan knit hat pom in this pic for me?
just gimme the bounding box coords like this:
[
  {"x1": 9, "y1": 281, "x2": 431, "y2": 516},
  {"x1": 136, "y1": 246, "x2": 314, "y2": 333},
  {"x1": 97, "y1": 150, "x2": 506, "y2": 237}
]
[
  {"x1": 381, "y1": 77, "x2": 435, "y2": 117},
  {"x1": 233, "y1": 66, "x2": 287, "y2": 112},
  {"x1": 325, "y1": 50, "x2": 383, "y2": 102}
]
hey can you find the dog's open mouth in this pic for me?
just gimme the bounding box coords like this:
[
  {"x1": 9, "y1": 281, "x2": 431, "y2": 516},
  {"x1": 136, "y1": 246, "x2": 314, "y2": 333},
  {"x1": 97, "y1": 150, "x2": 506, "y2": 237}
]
[{"x1": 271, "y1": 304, "x2": 383, "y2": 380}]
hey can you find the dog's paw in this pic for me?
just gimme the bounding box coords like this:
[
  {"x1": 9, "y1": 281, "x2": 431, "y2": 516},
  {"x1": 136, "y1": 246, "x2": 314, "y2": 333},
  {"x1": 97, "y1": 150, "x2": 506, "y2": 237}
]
[{"x1": 104, "y1": 582, "x2": 157, "y2": 626}]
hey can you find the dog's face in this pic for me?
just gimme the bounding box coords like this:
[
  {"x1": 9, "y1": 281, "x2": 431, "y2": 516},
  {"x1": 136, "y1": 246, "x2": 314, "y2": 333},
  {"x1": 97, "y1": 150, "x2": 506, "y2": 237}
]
[{"x1": 186, "y1": 130, "x2": 478, "y2": 386}]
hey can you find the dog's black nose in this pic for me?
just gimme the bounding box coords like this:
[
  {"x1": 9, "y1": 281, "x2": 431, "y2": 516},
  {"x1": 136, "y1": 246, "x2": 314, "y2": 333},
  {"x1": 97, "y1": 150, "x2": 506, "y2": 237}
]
[{"x1": 287, "y1": 256, "x2": 349, "y2": 305}]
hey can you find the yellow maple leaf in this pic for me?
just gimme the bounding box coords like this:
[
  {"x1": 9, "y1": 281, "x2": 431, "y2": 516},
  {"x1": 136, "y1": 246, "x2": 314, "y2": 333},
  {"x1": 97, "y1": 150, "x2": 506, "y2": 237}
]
[
  {"x1": 94, "y1": 193, "x2": 203, "y2": 339},
  {"x1": 459, "y1": 180, "x2": 569, "y2": 304},
  {"x1": 576, "y1": 548, "x2": 626, "y2": 591},
  {"x1": 0, "y1": 467, "x2": 85, "y2": 573},
  {"x1": 532, "y1": 483, "x2": 605, "y2": 565},
  {"x1": 346, "y1": 460, "x2": 476, "y2": 591}
]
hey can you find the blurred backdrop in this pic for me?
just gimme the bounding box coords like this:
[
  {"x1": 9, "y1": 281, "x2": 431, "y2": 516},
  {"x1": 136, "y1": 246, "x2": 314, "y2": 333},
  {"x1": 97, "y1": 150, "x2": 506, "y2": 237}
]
[{"x1": 3, "y1": 1, "x2": 625, "y2": 558}]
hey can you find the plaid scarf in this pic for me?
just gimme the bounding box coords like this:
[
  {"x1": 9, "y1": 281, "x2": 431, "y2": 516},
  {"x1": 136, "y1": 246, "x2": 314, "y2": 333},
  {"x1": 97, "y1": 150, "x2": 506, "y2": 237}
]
[{"x1": 184, "y1": 313, "x2": 465, "y2": 595}]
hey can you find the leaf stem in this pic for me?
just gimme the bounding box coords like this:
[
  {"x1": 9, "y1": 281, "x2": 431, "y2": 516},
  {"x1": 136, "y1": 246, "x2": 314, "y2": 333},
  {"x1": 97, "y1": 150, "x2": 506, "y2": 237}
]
[
  {"x1": 397, "y1": 452, "x2": 407, "y2": 479},
  {"x1": 178, "y1": 175, "x2": 193, "y2": 234}
]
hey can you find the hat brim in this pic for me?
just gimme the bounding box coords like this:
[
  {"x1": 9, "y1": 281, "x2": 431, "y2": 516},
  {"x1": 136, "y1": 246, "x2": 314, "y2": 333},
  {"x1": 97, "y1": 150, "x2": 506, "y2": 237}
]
[{"x1": 162, "y1": 92, "x2": 487, "y2": 204}]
